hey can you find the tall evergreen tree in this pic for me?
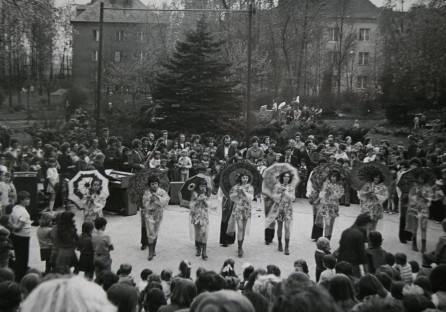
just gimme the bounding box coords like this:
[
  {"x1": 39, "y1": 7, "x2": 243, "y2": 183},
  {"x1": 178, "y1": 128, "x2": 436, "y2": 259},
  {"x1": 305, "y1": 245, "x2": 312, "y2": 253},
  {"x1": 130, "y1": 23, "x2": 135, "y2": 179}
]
[{"x1": 153, "y1": 17, "x2": 241, "y2": 132}]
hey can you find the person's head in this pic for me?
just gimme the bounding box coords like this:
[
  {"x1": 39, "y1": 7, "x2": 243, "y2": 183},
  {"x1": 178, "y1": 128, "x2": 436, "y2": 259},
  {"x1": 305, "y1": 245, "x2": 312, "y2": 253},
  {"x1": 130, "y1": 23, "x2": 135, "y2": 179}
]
[
  {"x1": 293, "y1": 259, "x2": 309, "y2": 274},
  {"x1": 409, "y1": 261, "x2": 420, "y2": 274},
  {"x1": 131, "y1": 139, "x2": 142, "y2": 150},
  {"x1": 402, "y1": 295, "x2": 435, "y2": 312},
  {"x1": 0, "y1": 268, "x2": 15, "y2": 283},
  {"x1": 81, "y1": 221, "x2": 94, "y2": 235},
  {"x1": 328, "y1": 170, "x2": 340, "y2": 183},
  {"x1": 94, "y1": 217, "x2": 107, "y2": 231},
  {"x1": 17, "y1": 190, "x2": 31, "y2": 206},
  {"x1": 0, "y1": 281, "x2": 22, "y2": 312},
  {"x1": 107, "y1": 283, "x2": 138, "y2": 312},
  {"x1": 356, "y1": 274, "x2": 388, "y2": 301},
  {"x1": 141, "y1": 137, "x2": 149, "y2": 147},
  {"x1": 221, "y1": 259, "x2": 236, "y2": 277},
  {"x1": 284, "y1": 146, "x2": 292, "y2": 156},
  {"x1": 328, "y1": 273, "x2": 356, "y2": 302},
  {"x1": 39, "y1": 212, "x2": 53, "y2": 228},
  {"x1": 179, "y1": 260, "x2": 192, "y2": 278},
  {"x1": 171, "y1": 278, "x2": 197, "y2": 308},
  {"x1": 252, "y1": 274, "x2": 281, "y2": 304},
  {"x1": 351, "y1": 297, "x2": 404, "y2": 312},
  {"x1": 243, "y1": 265, "x2": 254, "y2": 281},
  {"x1": 271, "y1": 286, "x2": 338, "y2": 312},
  {"x1": 160, "y1": 269, "x2": 171, "y2": 282},
  {"x1": 148, "y1": 175, "x2": 160, "y2": 192},
  {"x1": 20, "y1": 273, "x2": 42, "y2": 299},
  {"x1": 430, "y1": 264, "x2": 446, "y2": 293},
  {"x1": 316, "y1": 237, "x2": 331, "y2": 253},
  {"x1": 279, "y1": 171, "x2": 293, "y2": 184},
  {"x1": 118, "y1": 263, "x2": 132, "y2": 276},
  {"x1": 161, "y1": 130, "x2": 168, "y2": 139},
  {"x1": 395, "y1": 253, "x2": 407, "y2": 266},
  {"x1": 353, "y1": 213, "x2": 373, "y2": 231},
  {"x1": 250, "y1": 136, "x2": 259, "y2": 147},
  {"x1": 335, "y1": 261, "x2": 353, "y2": 277},
  {"x1": 266, "y1": 265, "x2": 281, "y2": 277},
  {"x1": 323, "y1": 254, "x2": 336, "y2": 270},
  {"x1": 409, "y1": 157, "x2": 421, "y2": 169},
  {"x1": 243, "y1": 291, "x2": 269, "y2": 312},
  {"x1": 143, "y1": 288, "x2": 166, "y2": 312},
  {"x1": 21, "y1": 276, "x2": 116, "y2": 312},
  {"x1": 190, "y1": 290, "x2": 254, "y2": 312},
  {"x1": 94, "y1": 153, "x2": 105, "y2": 164},
  {"x1": 375, "y1": 271, "x2": 393, "y2": 292},
  {"x1": 195, "y1": 270, "x2": 227, "y2": 294},
  {"x1": 90, "y1": 178, "x2": 102, "y2": 193},
  {"x1": 222, "y1": 135, "x2": 231, "y2": 146},
  {"x1": 140, "y1": 269, "x2": 153, "y2": 282},
  {"x1": 236, "y1": 172, "x2": 251, "y2": 185},
  {"x1": 371, "y1": 171, "x2": 384, "y2": 184},
  {"x1": 413, "y1": 276, "x2": 432, "y2": 297},
  {"x1": 386, "y1": 252, "x2": 396, "y2": 266},
  {"x1": 369, "y1": 231, "x2": 383, "y2": 248}
]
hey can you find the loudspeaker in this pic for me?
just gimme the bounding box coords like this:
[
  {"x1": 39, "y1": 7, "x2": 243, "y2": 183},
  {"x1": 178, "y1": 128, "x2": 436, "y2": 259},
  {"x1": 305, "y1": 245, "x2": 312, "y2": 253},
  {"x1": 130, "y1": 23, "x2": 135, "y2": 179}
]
[
  {"x1": 169, "y1": 182, "x2": 184, "y2": 205},
  {"x1": 12, "y1": 172, "x2": 38, "y2": 220}
]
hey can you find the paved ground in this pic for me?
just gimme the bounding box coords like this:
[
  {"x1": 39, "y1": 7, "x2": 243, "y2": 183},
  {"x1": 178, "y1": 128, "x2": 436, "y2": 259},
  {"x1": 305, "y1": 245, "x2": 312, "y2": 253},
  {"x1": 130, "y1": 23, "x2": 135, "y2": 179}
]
[{"x1": 28, "y1": 197, "x2": 444, "y2": 283}]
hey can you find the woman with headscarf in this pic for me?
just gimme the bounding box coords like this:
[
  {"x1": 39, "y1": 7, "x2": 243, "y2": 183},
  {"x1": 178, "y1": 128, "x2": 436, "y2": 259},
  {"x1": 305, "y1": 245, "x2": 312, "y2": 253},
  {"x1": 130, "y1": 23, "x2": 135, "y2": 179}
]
[{"x1": 265, "y1": 171, "x2": 296, "y2": 255}]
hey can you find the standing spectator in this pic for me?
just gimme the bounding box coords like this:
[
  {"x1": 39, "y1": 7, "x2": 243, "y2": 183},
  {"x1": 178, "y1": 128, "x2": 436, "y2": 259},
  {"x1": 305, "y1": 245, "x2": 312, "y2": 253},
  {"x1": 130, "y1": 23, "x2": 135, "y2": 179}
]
[
  {"x1": 36, "y1": 212, "x2": 53, "y2": 274},
  {"x1": 314, "y1": 237, "x2": 330, "y2": 282},
  {"x1": 55, "y1": 212, "x2": 78, "y2": 271},
  {"x1": 9, "y1": 191, "x2": 32, "y2": 282},
  {"x1": 337, "y1": 213, "x2": 373, "y2": 278},
  {"x1": 45, "y1": 158, "x2": 59, "y2": 212},
  {"x1": 92, "y1": 217, "x2": 114, "y2": 278},
  {"x1": 75, "y1": 221, "x2": 95, "y2": 280},
  {"x1": 98, "y1": 127, "x2": 110, "y2": 151},
  {"x1": 434, "y1": 219, "x2": 446, "y2": 265}
]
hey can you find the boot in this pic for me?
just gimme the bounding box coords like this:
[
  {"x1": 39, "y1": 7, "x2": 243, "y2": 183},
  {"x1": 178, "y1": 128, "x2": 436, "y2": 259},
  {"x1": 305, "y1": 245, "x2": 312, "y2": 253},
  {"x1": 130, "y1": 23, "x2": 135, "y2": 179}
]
[
  {"x1": 153, "y1": 239, "x2": 157, "y2": 257},
  {"x1": 264, "y1": 229, "x2": 270, "y2": 245},
  {"x1": 195, "y1": 242, "x2": 202, "y2": 257},
  {"x1": 278, "y1": 237, "x2": 283, "y2": 252},
  {"x1": 237, "y1": 240, "x2": 244, "y2": 258},
  {"x1": 285, "y1": 239, "x2": 290, "y2": 255},
  {"x1": 421, "y1": 239, "x2": 426, "y2": 253},
  {"x1": 201, "y1": 243, "x2": 208, "y2": 260},
  {"x1": 148, "y1": 244, "x2": 154, "y2": 261},
  {"x1": 412, "y1": 235, "x2": 418, "y2": 252}
]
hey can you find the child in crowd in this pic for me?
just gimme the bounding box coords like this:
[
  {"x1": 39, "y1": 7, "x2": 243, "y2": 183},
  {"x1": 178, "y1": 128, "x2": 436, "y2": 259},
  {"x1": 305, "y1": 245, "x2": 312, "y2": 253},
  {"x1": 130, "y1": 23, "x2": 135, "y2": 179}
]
[
  {"x1": 0, "y1": 227, "x2": 14, "y2": 268},
  {"x1": 409, "y1": 260, "x2": 420, "y2": 282},
  {"x1": 366, "y1": 231, "x2": 387, "y2": 274},
  {"x1": 319, "y1": 254, "x2": 336, "y2": 284},
  {"x1": 160, "y1": 268, "x2": 173, "y2": 300},
  {"x1": 239, "y1": 263, "x2": 254, "y2": 291},
  {"x1": 314, "y1": 237, "x2": 331, "y2": 282},
  {"x1": 0, "y1": 171, "x2": 8, "y2": 215},
  {"x1": 149, "y1": 151, "x2": 162, "y2": 169},
  {"x1": 117, "y1": 263, "x2": 135, "y2": 286},
  {"x1": 46, "y1": 158, "x2": 59, "y2": 212},
  {"x1": 177, "y1": 149, "x2": 192, "y2": 182},
  {"x1": 4, "y1": 172, "x2": 16, "y2": 206},
  {"x1": 138, "y1": 268, "x2": 153, "y2": 293},
  {"x1": 395, "y1": 252, "x2": 413, "y2": 284},
  {"x1": 92, "y1": 217, "x2": 114, "y2": 279},
  {"x1": 418, "y1": 253, "x2": 435, "y2": 279},
  {"x1": 75, "y1": 221, "x2": 95, "y2": 280},
  {"x1": 36, "y1": 212, "x2": 53, "y2": 274}
]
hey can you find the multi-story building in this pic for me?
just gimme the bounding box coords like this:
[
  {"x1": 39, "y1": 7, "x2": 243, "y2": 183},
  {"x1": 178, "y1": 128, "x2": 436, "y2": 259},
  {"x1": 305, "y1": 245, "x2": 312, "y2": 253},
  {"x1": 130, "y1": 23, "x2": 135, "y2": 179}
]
[
  {"x1": 322, "y1": 0, "x2": 382, "y2": 93},
  {"x1": 71, "y1": 0, "x2": 163, "y2": 91}
]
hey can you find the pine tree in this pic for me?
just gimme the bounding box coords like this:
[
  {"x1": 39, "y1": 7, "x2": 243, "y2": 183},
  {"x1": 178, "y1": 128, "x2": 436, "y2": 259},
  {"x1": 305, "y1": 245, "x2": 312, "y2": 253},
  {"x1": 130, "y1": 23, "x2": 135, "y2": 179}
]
[{"x1": 153, "y1": 17, "x2": 241, "y2": 132}]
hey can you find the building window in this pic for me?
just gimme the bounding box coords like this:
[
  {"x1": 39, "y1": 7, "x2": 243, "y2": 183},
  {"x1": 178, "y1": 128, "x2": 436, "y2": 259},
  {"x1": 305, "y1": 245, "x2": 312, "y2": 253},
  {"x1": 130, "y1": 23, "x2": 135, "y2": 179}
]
[
  {"x1": 91, "y1": 50, "x2": 98, "y2": 62},
  {"x1": 138, "y1": 31, "x2": 144, "y2": 42},
  {"x1": 90, "y1": 70, "x2": 98, "y2": 82},
  {"x1": 328, "y1": 27, "x2": 339, "y2": 41},
  {"x1": 359, "y1": 28, "x2": 370, "y2": 41},
  {"x1": 116, "y1": 30, "x2": 125, "y2": 42},
  {"x1": 114, "y1": 51, "x2": 121, "y2": 62},
  {"x1": 358, "y1": 52, "x2": 369, "y2": 65},
  {"x1": 329, "y1": 51, "x2": 340, "y2": 64},
  {"x1": 92, "y1": 30, "x2": 99, "y2": 41},
  {"x1": 357, "y1": 76, "x2": 369, "y2": 89}
]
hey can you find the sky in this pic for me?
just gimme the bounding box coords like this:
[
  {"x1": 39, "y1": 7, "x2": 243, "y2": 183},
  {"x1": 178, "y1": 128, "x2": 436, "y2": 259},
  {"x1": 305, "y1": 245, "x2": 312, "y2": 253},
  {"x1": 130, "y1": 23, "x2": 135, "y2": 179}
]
[{"x1": 56, "y1": 0, "x2": 420, "y2": 9}]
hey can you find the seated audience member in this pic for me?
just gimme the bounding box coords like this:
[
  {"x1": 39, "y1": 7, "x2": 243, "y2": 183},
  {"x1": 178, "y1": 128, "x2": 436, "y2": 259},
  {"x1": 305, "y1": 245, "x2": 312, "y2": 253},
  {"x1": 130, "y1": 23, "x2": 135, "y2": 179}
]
[
  {"x1": 271, "y1": 286, "x2": 339, "y2": 312},
  {"x1": 434, "y1": 219, "x2": 446, "y2": 265},
  {"x1": 366, "y1": 231, "x2": 387, "y2": 274},
  {"x1": 252, "y1": 274, "x2": 281, "y2": 304},
  {"x1": 319, "y1": 254, "x2": 336, "y2": 284},
  {"x1": 395, "y1": 253, "x2": 413, "y2": 284},
  {"x1": 350, "y1": 297, "x2": 404, "y2": 312},
  {"x1": 159, "y1": 278, "x2": 197, "y2": 312},
  {"x1": 195, "y1": 271, "x2": 227, "y2": 294},
  {"x1": 190, "y1": 290, "x2": 255, "y2": 312},
  {"x1": 356, "y1": 274, "x2": 388, "y2": 301},
  {"x1": 107, "y1": 283, "x2": 138, "y2": 312},
  {"x1": 430, "y1": 264, "x2": 446, "y2": 310},
  {"x1": 402, "y1": 294, "x2": 435, "y2": 312},
  {"x1": 20, "y1": 276, "x2": 116, "y2": 312},
  {"x1": 328, "y1": 274, "x2": 358, "y2": 312}
]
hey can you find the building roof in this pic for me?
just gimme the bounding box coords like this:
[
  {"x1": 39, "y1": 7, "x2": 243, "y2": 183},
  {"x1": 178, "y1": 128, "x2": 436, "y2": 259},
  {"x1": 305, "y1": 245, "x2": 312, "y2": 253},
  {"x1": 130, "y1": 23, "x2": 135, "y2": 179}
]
[
  {"x1": 323, "y1": 0, "x2": 380, "y2": 19},
  {"x1": 71, "y1": 0, "x2": 153, "y2": 24}
]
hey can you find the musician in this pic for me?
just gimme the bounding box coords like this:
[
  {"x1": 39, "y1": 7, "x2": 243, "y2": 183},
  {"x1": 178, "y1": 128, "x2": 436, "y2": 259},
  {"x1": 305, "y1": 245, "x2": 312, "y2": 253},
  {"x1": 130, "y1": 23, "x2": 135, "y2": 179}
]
[
  {"x1": 127, "y1": 139, "x2": 146, "y2": 173},
  {"x1": 147, "y1": 132, "x2": 156, "y2": 150},
  {"x1": 142, "y1": 175, "x2": 170, "y2": 261}
]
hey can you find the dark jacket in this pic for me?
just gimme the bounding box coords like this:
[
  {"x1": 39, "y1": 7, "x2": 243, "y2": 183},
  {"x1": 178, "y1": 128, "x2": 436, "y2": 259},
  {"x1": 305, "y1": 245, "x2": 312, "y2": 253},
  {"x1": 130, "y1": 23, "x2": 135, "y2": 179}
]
[
  {"x1": 337, "y1": 226, "x2": 368, "y2": 266},
  {"x1": 279, "y1": 155, "x2": 299, "y2": 168}
]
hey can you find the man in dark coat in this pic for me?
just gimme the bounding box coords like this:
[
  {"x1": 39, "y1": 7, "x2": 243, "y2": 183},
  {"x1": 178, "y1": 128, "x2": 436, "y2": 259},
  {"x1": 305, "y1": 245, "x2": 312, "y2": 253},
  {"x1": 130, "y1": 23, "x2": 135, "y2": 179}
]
[
  {"x1": 337, "y1": 213, "x2": 373, "y2": 278},
  {"x1": 279, "y1": 146, "x2": 298, "y2": 168}
]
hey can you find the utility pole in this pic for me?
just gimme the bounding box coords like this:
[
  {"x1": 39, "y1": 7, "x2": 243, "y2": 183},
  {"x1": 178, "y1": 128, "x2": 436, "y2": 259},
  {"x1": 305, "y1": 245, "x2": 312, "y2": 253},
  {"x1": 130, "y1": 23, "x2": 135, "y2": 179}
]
[
  {"x1": 96, "y1": 1, "x2": 104, "y2": 136},
  {"x1": 246, "y1": 0, "x2": 254, "y2": 134}
]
